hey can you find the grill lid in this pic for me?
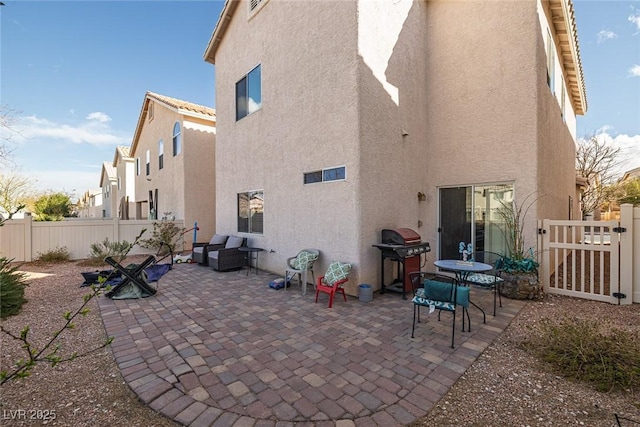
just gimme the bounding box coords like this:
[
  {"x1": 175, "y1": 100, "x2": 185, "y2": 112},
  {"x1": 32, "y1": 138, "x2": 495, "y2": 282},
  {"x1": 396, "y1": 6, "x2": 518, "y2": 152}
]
[{"x1": 381, "y1": 228, "x2": 421, "y2": 245}]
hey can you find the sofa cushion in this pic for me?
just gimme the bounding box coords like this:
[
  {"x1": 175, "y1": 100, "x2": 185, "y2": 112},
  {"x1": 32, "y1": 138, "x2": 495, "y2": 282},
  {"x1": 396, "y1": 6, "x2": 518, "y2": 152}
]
[
  {"x1": 225, "y1": 236, "x2": 244, "y2": 249},
  {"x1": 323, "y1": 261, "x2": 351, "y2": 286},
  {"x1": 291, "y1": 250, "x2": 318, "y2": 270},
  {"x1": 210, "y1": 234, "x2": 228, "y2": 245}
]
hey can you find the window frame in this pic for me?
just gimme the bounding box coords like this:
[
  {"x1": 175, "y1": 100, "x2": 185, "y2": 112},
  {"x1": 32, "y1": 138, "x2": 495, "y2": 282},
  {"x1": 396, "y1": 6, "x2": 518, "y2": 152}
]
[
  {"x1": 172, "y1": 122, "x2": 182, "y2": 156},
  {"x1": 304, "y1": 166, "x2": 346, "y2": 184},
  {"x1": 158, "y1": 139, "x2": 164, "y2": 170},
  {"x1": 237, "y1": 190, "x2": 264, "y2": 234},
  {"x1": 236, "y1": 65, "x2": 262, "y2": 121},
  {"x1": 145, "y1": 149, "x2": 150, "y2": 176}
]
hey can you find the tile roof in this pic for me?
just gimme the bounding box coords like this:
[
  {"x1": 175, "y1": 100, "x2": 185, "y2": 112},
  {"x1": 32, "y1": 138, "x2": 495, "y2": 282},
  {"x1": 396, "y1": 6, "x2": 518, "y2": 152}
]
[{"x1": 146, "y1": 91, "x2": 215, "y2": 117}]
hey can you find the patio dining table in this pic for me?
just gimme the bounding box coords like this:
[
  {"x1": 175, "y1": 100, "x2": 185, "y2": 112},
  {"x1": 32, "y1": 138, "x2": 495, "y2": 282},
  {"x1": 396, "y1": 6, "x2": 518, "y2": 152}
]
[{"x1": 434, "y1": 259, "x2": 493, "y2": 327}]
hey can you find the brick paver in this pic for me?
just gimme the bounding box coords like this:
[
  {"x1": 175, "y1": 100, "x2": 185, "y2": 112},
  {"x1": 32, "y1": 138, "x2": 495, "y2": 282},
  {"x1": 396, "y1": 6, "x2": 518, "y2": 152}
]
[{"x1": 98, "y1": 263, "x2": 526, "y2": 426}]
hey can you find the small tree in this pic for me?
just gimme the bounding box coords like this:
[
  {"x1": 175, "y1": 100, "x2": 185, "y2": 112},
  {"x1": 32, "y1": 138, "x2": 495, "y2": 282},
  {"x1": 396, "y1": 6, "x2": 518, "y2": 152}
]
[
  {"x1": 0, "y1": 170, "x2": 34, "y2": 218},
  {"x1": 575, "y1": 134, "x2": 622, "y2": 217},
  {"x1": 0, "y1": 105, "x2": 20, "y2": 165},
  {"x1": 140, "y1": 220, "x2": 185, "y2": 255},
  {"x1": 33, "y1": 192, "x2": 72, "y2": 221},
  {"x1": 616, "y1": 177, "x2": 640, "y2": 206}
]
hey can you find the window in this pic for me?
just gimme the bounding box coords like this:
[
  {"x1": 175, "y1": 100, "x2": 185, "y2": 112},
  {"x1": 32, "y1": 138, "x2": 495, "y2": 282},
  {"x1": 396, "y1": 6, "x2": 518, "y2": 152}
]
[
  {"x1": 172, "y1": 122, "x2": 181, "y2": 156},
  {"x1": 304, "y1": 166, "x2": 346, "y2": 184},
  {"x1": 158, "y1": 139, "x2": 164, "y2": 170},
  {"x1": 546, "y1": 29, "x2": 555, "y2": 93},
  {"x1": 236, "y1": 65, "x2": 262, "y2": 121},
  {"x1": 136, "y1": 157, "x2": 140, "y2": 176},
  {"x1": 237, "y1": 190, "x2": 264, "y2": 234},
  {"x1": 117, "y1": 177, "x2": 121, "y2": 190},
  {"x1": 145, "y1": 149, "x2": 150, "y2": 176},
  {"x1": 560, "y1": 76, "x2": 566, "y2": 122}
]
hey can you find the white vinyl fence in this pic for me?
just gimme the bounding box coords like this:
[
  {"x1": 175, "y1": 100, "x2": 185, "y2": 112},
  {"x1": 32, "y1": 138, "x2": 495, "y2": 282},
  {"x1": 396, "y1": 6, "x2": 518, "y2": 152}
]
[
  {"x1": 0, "y1": 215, "x2": 185, "y2": 262},
  {"x1": 538, "y1": 204, "x2": 639, "y2": 304}
]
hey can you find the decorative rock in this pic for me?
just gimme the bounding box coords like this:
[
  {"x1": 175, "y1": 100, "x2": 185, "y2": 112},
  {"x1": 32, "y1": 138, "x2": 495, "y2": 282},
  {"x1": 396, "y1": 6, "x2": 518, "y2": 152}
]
[{"x1": 500, "y1": 272, "x2": 543, "y2": 300}]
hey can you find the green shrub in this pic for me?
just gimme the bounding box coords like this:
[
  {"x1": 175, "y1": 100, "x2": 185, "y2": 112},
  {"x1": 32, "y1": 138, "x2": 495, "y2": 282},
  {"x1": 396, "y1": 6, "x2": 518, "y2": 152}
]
[
  {"x1": 0, "y1": 257, "x2": 28, "y2": 319},
  {"x1": 139, "y1": 220, "x2": 184, "y2": 255},
  {"x1": 36, "y1": 246, "x2": 71, "y2": 263},
  {"x1": 88, "y1": 238, "x2": 131, "y2": 264},
  {"x1": 522, "y1": 316, "x2": 640, "y2": 393}
]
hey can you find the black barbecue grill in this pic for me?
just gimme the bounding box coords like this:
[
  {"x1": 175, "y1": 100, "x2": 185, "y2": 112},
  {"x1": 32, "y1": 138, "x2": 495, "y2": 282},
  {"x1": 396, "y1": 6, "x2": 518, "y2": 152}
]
[{"x1": 372, "y1": 228, "x2": 431, "y2": 299}]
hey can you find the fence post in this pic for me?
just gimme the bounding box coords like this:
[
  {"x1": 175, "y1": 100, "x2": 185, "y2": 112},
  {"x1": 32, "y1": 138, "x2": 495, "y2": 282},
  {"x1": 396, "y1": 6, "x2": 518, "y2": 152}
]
[
  {"x1": 619, "y1": 204, "x2": 633, "y2": 305},
  {"x1": 24, "y1": 213, "x2": 33, "y2": 262},
  {"x1": 113, "y1": 217, "x2": 120, "y2": 243}
]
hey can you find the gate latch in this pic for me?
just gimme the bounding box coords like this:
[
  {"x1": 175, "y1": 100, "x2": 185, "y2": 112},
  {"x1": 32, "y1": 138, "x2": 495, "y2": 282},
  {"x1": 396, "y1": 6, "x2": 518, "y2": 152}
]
[
  {"x1": 613, "y1": 227, "x2": 627, "y2": 233},
  {"x1": 613, "y1": 292, "x2": 627, "y2": 299}
]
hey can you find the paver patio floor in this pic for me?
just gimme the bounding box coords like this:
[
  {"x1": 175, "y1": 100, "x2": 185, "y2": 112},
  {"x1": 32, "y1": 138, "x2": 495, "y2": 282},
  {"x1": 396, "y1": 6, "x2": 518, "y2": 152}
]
[{"x1": 97, "y1": 263, "x2": 526, "y2": 427}]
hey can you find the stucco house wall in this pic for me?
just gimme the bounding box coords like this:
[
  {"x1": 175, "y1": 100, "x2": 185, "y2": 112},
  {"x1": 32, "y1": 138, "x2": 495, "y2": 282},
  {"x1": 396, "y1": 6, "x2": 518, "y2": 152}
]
[
  {"x1": 99, "y1": 161, "x2": 117, "y2": 218},
  {"x1": 130, "y1": 93, "x2": 216, "y2": 248},
  {"x1": 205, "y1": 0, "x2": 586, "y2": 295},
  {"x1": 211, "y1": 0, "x2": 362, "y2": 289}
]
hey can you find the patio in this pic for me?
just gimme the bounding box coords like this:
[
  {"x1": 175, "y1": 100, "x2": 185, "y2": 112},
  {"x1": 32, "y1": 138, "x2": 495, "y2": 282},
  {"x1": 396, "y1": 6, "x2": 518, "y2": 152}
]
[{"x1": 97, "y1": 263, "x2": 526, "y2": 426}]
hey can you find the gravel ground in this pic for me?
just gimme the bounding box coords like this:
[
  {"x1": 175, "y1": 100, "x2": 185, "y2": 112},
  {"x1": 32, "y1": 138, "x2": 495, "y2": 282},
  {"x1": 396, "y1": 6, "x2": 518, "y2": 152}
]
[{"x1": 1, "y1": 259, "x2": 639, "y2": 427}]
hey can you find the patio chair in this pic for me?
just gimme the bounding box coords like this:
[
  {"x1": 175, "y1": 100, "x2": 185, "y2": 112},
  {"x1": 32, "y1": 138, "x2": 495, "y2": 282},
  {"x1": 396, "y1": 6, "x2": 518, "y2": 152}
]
[
  {"x1": 285, "y1": 249, "x2": 320, "y2": 295},
  {"x1": 409, "y1": 271, "x2": 469, "y2": 348},
  {"x1": 465, "y1": 251, "x2": 505, "y2": 316},
  {"x1": 207, "y1": 236, "x2": 247, "y2": 271},
  {"x1": 192, "y1": 234, "x2": 229, "y2": 266},
  {"x1": 315, "y1": 261, "x2": 352, "y2": 308},
  {"x1": 104, "y1": 255, "x2": 158, "y2": 299}
]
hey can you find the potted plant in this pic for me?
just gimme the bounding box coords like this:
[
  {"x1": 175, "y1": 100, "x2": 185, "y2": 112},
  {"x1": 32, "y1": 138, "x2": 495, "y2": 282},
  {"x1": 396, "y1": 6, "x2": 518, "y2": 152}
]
[{"x1": 496, "y1": 193, "x2": 543, "y2": 300}]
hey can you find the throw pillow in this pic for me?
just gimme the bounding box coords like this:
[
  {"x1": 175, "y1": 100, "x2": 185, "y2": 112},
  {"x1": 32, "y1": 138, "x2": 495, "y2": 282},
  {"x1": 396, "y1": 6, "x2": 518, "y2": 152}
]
[
  {"x1": 323, "y1": 261, "x2": 351, "y2": 286},
  {"x1": 423, "y1": 279, "x2": 470, "y2": 308},
  {"x1": 291, "y1": 250, "x2": 318, "y2": 270}
]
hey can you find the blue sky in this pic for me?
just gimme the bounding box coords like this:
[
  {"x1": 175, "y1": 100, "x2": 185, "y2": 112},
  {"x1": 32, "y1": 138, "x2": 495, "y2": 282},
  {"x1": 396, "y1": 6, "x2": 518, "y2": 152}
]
[{"x1": 1, "y1": 0, "x2": 639, "y2": 197}]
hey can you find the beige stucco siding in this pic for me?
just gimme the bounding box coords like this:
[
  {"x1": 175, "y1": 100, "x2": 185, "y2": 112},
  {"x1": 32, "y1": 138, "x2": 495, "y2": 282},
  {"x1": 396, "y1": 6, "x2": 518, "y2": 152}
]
[
  {"x1": 208, "y1": 0, "x2": 584, "y2": 295},
  {"x1": 182, "y1": 119, "x2": 216, "y2": 244},
  {"x1": 214, "y1": 0, "x2": 362, "y2": 289},
  {"x1": 356, "y1": 0, "x2": 431, "y2": 289},
  {"x1": 421, "y1": 1, "x2": 540, "y2": 258},
  {"x1": 132, "y1": 101, "x2": 216, "y2": 250}
]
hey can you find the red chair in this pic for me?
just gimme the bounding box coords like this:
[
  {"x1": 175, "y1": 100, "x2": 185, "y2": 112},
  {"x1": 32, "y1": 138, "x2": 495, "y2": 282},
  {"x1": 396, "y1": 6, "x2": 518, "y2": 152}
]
[{"x1": 315, "y1": 261, "x2": 351, "y2": 308}]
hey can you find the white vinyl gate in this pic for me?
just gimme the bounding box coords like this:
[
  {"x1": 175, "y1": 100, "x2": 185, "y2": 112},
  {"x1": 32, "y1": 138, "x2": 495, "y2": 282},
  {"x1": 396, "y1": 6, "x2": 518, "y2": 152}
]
[{"x1": 538, "y1": 205, "x2": 636, "y2": 305}]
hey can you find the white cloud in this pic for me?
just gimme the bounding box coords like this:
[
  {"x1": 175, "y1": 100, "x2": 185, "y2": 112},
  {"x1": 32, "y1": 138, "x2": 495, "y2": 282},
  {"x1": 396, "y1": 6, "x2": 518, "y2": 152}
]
[
  {"x1": 86, "y1": 112, "x2": 111, "y2": 123},
  {"x1": 629, "y1": 11, "x2": 640, "y2": 32},
  {"x1": 592, "y1": 130, "x2": 640, "y2": 177},
  {"x1": 14, "y1": 114, "x2": 128, "y2": 147},
  {"x1": 629, "y1": 64, "x2": 640, "y2": 77},
  {"x1": 596, "y1": 29, "x2": 617, "y2": 43}
]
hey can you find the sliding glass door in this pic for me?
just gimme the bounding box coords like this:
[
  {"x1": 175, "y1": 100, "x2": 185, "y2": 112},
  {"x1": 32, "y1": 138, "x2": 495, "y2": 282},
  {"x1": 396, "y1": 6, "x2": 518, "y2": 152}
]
[{"x1": 438, "y1": 184, "x2": 513, "y2": 259}]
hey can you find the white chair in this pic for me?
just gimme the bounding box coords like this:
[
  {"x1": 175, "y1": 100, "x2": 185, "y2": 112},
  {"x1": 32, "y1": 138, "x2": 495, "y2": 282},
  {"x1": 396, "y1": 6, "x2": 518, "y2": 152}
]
[{"x1": 285, "y1": 249, "x2": 320, "y2": 295}]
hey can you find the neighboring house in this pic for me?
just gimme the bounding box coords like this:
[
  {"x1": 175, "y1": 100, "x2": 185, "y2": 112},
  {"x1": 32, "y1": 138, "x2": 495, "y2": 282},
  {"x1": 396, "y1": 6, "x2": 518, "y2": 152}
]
[
  {"x1": 129, "y1": 91, "x2": 217, "y2": 247},
  {"x1": 99, "y1": 162, "x2": 117, "y2": 218},
  {"x1": 113, "y1": 145, "x2": 136, "y2": 219},
  {"x1": 77, "y1": 189, "x2": 103, "y2": 218},
  {"x1": 620, "y1": 167, "x2": 640, "y2": 183},
  {"x1": 203, "y1": 0, "x2": 587, "y2": 294}
]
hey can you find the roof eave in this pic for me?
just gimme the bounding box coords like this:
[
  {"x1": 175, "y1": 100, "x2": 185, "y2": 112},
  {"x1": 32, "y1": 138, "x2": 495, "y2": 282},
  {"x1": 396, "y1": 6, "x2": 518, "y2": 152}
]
[{"x1": 204, "y1": 0, "x2": 239, "y2": 65}]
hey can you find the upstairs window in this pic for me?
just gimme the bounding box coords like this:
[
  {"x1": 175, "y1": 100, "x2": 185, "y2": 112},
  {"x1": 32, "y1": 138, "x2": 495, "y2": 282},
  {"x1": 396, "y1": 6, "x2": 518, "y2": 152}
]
[
  {"x1": 136, "y1": 157, "x2": 140, "y2": 176},
  {"x1": 158, "y1": 139, "x2": 164, "y2": 170},
  {"x1": 546, "y1": 29, "x2": 556, "y2": 94},
  {"x1": 236, "y1": 65, "x2": 262, "y2": 121},
  {"x1": 145, "y1": 149, "x2": 150, "y2": 176},
  {"x1": 172, "y1": 122, "x2": 182, "y2": 156}
]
